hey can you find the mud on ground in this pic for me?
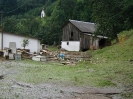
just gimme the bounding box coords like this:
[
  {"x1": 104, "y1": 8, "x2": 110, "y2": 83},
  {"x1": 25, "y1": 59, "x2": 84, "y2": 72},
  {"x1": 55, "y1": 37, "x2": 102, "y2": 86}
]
[{"x1": 0, "y1": 59, "x2": 123, "y2": 99}]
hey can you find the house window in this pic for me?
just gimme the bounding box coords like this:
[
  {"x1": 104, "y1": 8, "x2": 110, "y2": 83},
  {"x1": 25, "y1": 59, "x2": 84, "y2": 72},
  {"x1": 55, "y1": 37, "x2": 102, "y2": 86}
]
[
  {"x1": 67, "y1": 42, "x2": 69, "y2": 45},
  {"x1": 69, "y1": 32, "x2": 73, "y2": 41}
]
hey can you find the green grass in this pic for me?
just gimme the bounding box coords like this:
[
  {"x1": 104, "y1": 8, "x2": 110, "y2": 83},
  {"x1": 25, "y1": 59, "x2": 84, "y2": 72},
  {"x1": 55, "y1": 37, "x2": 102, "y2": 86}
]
[
  {"x1": 47, "y1": 46, "x2": 59, "y2": 51},
  {"x1": 16, "y1": 60, "x2": 118, "y2": 87},
  {"x1": 16, "y1": 30, "x2": 133, "y2": 89}
]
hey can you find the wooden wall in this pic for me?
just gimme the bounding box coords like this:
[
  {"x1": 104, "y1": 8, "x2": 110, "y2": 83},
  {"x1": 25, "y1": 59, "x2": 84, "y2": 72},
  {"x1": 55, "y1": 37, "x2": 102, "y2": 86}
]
[
  {"x1": 80, "y1": 34, "x2": 91, "y2": 50},
  {"x1": 62, "y1": 22, "x2": 81, "y2": 41}
]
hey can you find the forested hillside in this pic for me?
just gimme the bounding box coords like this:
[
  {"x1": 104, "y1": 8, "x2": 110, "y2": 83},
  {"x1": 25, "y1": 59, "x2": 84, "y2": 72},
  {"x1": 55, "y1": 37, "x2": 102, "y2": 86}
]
[{"x1": 0, "y1": 0, "x2": 133, "y2": 45}]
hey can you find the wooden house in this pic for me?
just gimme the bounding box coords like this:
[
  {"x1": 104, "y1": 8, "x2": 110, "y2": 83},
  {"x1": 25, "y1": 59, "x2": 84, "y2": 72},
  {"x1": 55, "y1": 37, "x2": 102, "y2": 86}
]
[{"x1": 61, "y1": 19, "x2": 108, "y2": 51}]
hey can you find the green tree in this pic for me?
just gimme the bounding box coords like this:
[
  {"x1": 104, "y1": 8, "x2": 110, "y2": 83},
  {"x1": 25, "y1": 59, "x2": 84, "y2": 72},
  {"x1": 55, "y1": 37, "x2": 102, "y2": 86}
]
[
  {"x1": 121, "y1": 0, "x2": 133, "y2": 30},
  {"x1": 45, "y1": 1, "x2": 56, "y2": 17},
  {"x1": 73, "y1": 0, "x2": 92, "y2": 21},
  {"x1": 90, "y1": 0, "x2": 124, "y2": 41},
  {"x1": 21, "y1": 38, "x2": 29, "y2": 49},
  {"x1": 0, "y1": 0, "x2": 17, "y2": 13},
  {"x1": 44, "y1": 0, "x2": 76, "y2": 45},
  {"x1": 73, "y1": 0, "x2": 84, "y2": 20},
  {"x1": 3, "y1": 17, "x2": 17, "y2": 33}
]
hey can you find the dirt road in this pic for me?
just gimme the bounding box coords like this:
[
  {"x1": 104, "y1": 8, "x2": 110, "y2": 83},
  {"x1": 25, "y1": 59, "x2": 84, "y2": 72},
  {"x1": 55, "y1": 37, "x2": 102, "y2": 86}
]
[{"x1": 0, "y1": 60, "x2": 122, "y2": 99}]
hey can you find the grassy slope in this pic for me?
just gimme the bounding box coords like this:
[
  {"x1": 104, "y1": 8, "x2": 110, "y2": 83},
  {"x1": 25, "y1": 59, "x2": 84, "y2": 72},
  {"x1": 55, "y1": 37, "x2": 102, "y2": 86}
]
[
  {"x1": 90, "y1": 30, "x2": 133, "y2": 86},
  {"x1": 16, "y1": 30, "x2": 133, "y2": 88}
]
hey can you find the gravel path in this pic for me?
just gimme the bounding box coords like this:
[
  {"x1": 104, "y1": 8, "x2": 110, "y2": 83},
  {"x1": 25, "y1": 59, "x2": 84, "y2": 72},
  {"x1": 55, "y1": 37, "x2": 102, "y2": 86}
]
[{"x1": 0, "y1": 60, "x2": 122, "y2": 99}]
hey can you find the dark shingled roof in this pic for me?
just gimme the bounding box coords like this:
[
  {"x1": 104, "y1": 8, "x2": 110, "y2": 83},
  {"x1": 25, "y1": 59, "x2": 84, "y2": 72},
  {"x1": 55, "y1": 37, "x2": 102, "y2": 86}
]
[{"x1": 69, "y1": 19, "x2": 96, "y2": 33}]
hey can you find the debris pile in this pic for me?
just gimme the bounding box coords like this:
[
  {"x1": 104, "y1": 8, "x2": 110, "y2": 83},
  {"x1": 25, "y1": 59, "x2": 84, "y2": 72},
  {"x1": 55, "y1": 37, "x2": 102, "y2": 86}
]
[
  {"x1": 58, "y1": 51, "x2": 92, "y2": 65},
  {"x1": 0, "y1": 45, "x2": 92, "y2": 66}
]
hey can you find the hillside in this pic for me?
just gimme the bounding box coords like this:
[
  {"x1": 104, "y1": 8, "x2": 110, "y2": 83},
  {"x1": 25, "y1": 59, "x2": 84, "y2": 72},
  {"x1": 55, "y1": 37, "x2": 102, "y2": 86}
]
[
  {"x1": 88, "y1": 30, "x2": 133, "y2": 98},
  {"x1": 1, "y1": 0, "x2": 133, "y2": 45},
  {"x1": 90, "y1": 30, "x2": 133, "y2": 84}
]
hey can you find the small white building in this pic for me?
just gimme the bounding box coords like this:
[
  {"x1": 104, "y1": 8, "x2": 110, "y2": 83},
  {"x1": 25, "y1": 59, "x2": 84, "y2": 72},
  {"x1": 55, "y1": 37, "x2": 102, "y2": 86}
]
[
  {"x1": 0, "y1": 32, "x2": 40, "y2": 53},
  {"x1": 61, "y1": 41, "x2": 80, "y2": 51},
  {"x1": 41, "y1": 8, "x2": 45, "y2": 18}
]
